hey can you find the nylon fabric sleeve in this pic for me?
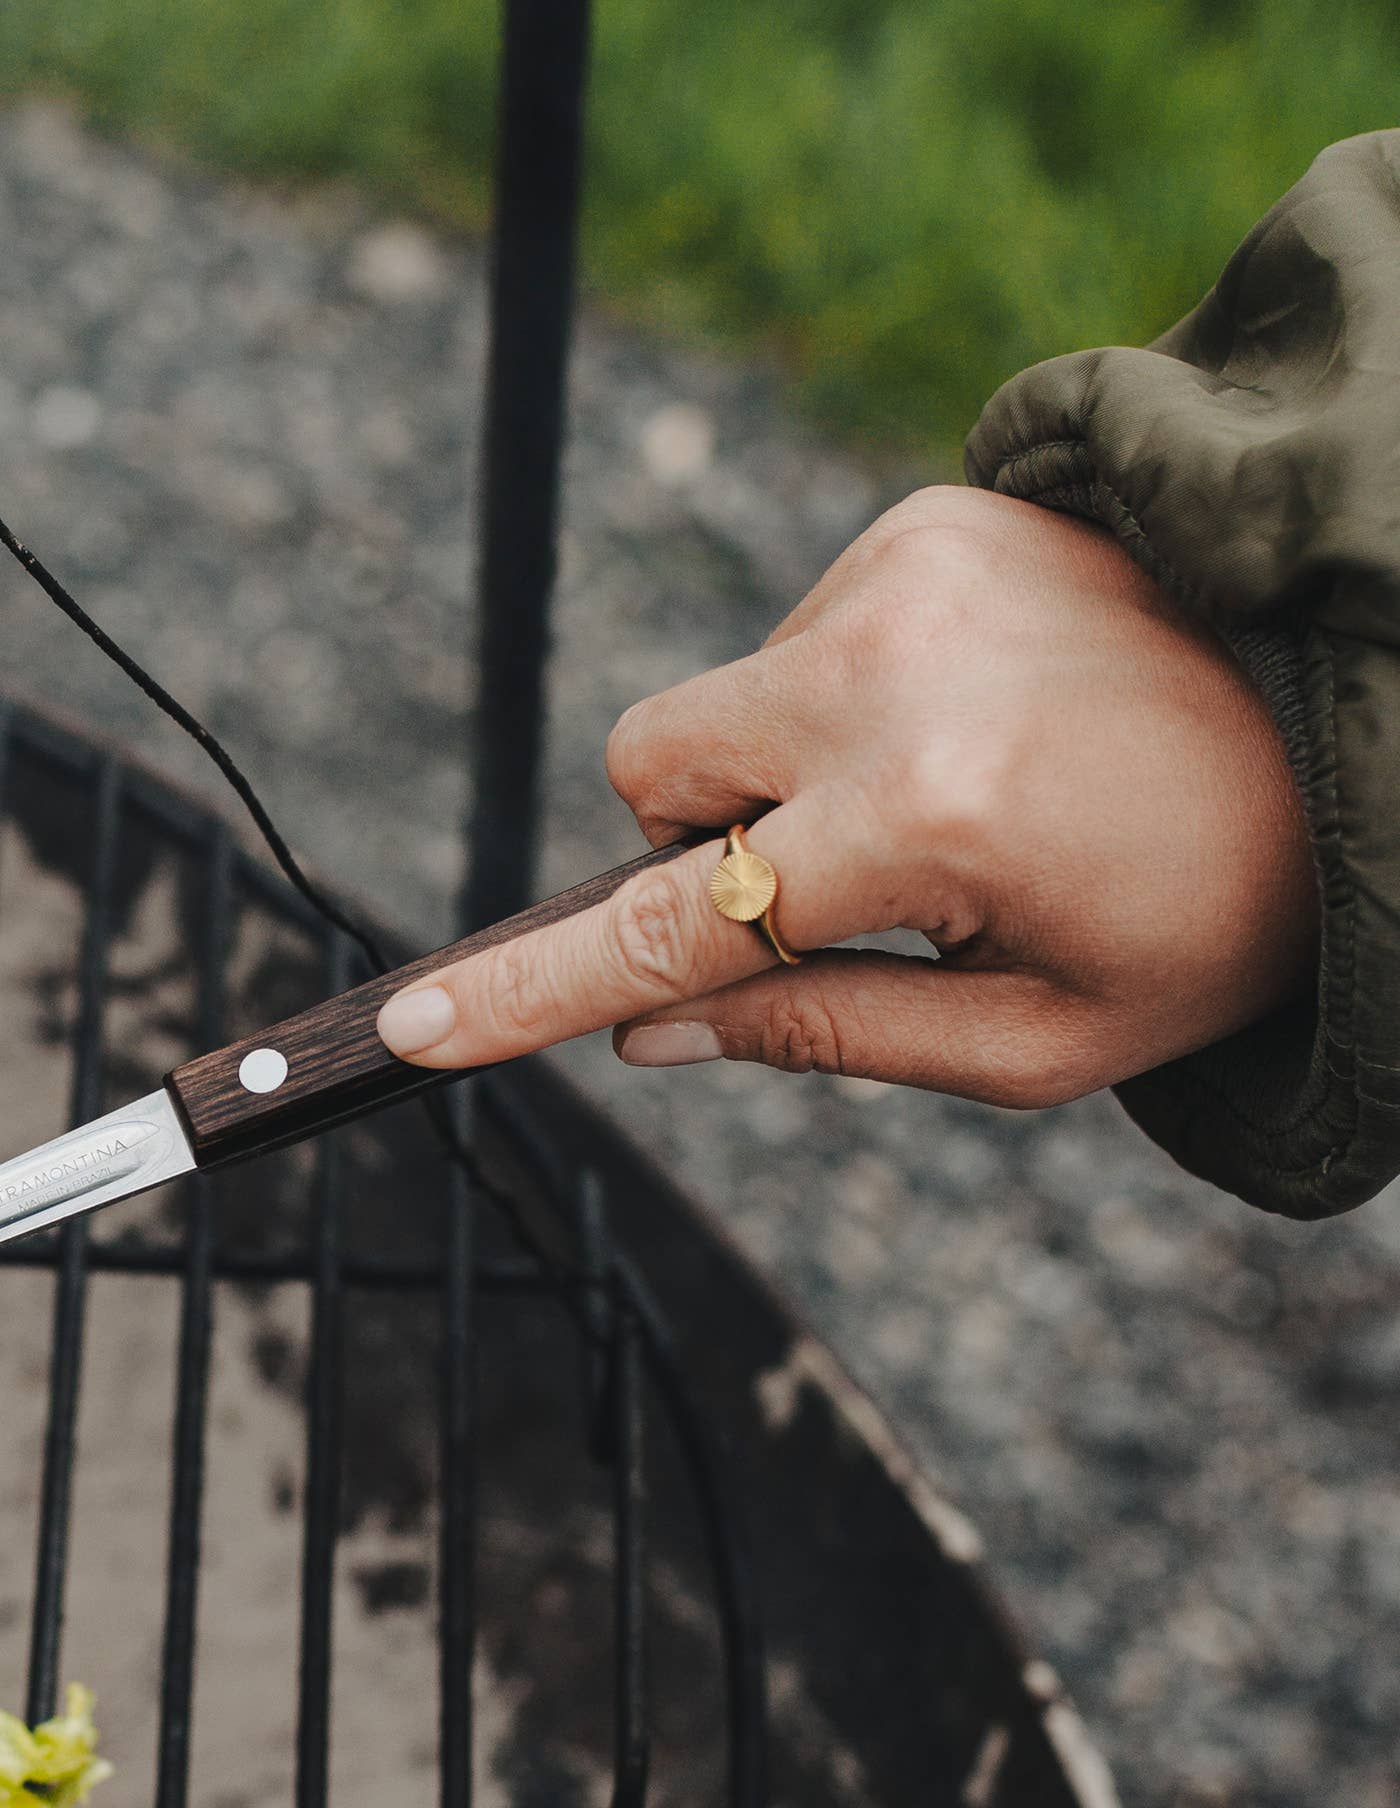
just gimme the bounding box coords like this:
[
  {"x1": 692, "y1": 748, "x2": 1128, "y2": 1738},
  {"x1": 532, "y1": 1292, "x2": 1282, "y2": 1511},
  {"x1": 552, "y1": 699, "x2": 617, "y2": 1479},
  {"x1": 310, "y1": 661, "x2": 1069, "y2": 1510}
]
[{"x1": 965, "y1": 130, "x2": 1400, "y2": 1219}]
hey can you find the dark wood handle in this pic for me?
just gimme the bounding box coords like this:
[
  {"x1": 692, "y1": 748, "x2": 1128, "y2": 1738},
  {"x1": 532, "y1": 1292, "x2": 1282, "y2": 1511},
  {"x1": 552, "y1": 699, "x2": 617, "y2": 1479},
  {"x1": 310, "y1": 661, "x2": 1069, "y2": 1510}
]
[{"x1": 165, "y1": 840, "x2": 695, "y2": 1169}]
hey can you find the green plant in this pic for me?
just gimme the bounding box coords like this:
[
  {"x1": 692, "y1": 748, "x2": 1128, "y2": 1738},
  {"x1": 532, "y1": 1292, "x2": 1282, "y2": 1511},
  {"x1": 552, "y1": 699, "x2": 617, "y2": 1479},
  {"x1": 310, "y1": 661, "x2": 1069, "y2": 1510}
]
[
  {"x1": 0, "y1": 0, "x2": 1395, "y2": 453},
  {"x1": 0, "y1": 1686, "x2": 112, "y2": 1808}
]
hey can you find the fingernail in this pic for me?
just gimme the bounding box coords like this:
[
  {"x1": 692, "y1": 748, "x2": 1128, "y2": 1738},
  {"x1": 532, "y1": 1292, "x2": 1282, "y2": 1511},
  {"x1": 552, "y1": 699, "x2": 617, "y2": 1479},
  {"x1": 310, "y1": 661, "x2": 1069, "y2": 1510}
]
[
  {"x1": 618, "y1": 1022, "x2": 723, "y2": 1067},
  {"x1": 377, "y1": 984, "x2": 456, "y2": 1056}
]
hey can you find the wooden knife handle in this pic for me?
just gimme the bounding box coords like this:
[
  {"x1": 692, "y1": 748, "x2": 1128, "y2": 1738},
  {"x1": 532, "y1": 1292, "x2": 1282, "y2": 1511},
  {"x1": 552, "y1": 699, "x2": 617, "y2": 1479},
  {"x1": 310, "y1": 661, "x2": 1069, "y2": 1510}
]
[{"x1": 165, "y1": 840, "x2": 695, "y2": 1169}]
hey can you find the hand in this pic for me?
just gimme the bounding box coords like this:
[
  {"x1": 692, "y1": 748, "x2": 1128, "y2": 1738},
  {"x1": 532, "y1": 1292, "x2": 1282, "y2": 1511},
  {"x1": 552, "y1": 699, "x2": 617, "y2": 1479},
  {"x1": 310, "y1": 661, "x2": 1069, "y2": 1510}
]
[{"x1": 376, "y1": 487, "x2": 1318, "y2": 1107}]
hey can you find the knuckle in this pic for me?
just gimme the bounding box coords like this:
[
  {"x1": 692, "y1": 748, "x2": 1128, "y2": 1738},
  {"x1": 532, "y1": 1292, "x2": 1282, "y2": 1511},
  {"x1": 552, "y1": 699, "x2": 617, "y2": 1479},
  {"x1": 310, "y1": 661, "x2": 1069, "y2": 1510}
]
[
  {"x1": 478, "y1": 941, "x2": 551, "y2": 1043},
  {"x1": 837, "y1": 520, "x2": 989, "y2": 661},
  {"x1": 889, "y1": 483, "x2": 1016, "y2": 535},
  {"x1": 607, "y1": 873, "x2": 698, "y2": 999},
  {"x1": 868, "y1": 517, "x2": 948, "y2": 585},
  {"x1": 872, "y1": 487, "x2": 995, "y2": 568},
  {"x1": 810, "y1": 519, "x2": 944, "y2": 673},
  {"x1": 882, "y1": 519, "x2": 991, "y2": 603},
  {"x1": 899, "y1": 738, "x2": 1005, "y2": 857},
  {"x1": 879, "y1": 484, "x2": 970, "y2": 533},
  {"x1": 605, "y1": 700, "x2": 655, "y2": 804},
  {"x1": 631, "y1": 772, "x2": 700, "y2": 834},
  {"x1": 758, "y1": 991, "x2": 845, "y2": 1076}
]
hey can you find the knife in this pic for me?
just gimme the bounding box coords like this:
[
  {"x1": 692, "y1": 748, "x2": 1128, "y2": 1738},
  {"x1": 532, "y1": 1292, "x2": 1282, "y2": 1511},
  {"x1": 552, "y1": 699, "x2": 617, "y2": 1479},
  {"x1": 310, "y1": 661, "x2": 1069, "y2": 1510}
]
[{"x1": 0, "y1": 840, "x2": 693, "y2": 1248}]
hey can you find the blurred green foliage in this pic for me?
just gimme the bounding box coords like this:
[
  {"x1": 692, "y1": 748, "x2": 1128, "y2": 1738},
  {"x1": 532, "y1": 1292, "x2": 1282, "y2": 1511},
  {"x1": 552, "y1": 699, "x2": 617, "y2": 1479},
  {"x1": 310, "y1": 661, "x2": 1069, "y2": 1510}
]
[{"x1": 1, "y1": 0, "x2": 1396, "y2": 454}]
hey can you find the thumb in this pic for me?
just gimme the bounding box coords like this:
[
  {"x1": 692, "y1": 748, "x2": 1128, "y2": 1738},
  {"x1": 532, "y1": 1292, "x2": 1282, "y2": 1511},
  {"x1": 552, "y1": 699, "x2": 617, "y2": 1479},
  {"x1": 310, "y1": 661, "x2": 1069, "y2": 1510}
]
[{"x1": 612, "y1": 948, "x2": 1091, "y2": 1109}]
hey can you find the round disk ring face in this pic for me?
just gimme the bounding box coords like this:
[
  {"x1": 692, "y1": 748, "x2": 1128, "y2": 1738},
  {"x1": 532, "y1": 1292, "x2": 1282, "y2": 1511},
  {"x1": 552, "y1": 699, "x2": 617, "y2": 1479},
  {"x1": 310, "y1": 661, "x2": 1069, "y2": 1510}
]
[{"x1": 710, "y1": 848, "x2": 778, "y2": 924}]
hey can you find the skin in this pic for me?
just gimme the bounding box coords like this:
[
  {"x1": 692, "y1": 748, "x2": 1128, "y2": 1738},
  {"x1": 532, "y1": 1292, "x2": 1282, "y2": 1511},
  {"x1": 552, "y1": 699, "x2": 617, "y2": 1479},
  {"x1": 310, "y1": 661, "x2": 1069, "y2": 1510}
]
[{"x1": 376, "y1": 487, "x2": 1319, "y2": 1108}]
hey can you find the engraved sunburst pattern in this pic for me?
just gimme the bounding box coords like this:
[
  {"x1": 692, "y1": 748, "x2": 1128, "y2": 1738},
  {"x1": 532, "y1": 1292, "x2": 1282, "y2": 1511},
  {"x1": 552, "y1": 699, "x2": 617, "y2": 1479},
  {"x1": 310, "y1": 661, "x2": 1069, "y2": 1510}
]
[{"x1": 710, "y1": 847, "x2": 778, "y2": 923}]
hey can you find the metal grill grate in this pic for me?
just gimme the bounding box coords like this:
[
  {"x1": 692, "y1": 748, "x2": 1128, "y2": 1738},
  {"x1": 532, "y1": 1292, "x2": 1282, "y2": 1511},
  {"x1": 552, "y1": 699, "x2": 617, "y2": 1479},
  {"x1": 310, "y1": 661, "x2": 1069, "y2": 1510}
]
[
  {"x1": 0, "y1": 699, "x2": 764, "y2": 1805},
  {"x1": 0, "y1": 4, "x2": 769, "y2": 1791}
]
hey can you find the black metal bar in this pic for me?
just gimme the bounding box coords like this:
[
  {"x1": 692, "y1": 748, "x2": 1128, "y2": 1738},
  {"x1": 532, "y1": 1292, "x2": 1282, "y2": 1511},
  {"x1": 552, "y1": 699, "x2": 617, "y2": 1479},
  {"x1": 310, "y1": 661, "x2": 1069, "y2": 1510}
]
[
  {"x1": 295, "y1": 930, "x2": 351, "y2": 1808},
  {"x1": 477, "y1": 1077, "x2": 768, "y2": 1806},
  {"x1": 612, "y1": 1250, "x2": 766, "y2": 1808},
  {"x1": 575, "y1": 1170, "x2": 614, "y2": 1462},
  {"x1": 610, "y1": 1287, "x2": 650, "y2": 1808},
  {"x1": 26, "y1": 754, "x2": 122, "y2": 1725},
  {"x1": 463, "y1": 0, "x2": 593, "y2": 929},
  {"x1": 439, "y1": 1084, "x2": 477, "y2": 1808},
  {"x1": 0, "y1": 697, "x2": 12, "y2": 809},
  {"x1": 154, "y1": 824, "x2": 233, "y2": 1808},
  {"x1": 0, "y1": 1240, "x2": 553, "y2": 1294}
]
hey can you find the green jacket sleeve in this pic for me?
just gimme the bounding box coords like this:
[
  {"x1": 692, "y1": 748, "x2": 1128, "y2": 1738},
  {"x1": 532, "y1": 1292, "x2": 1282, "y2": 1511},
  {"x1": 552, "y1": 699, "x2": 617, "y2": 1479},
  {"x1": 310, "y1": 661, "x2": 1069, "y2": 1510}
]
[{"x1": 964, "y1": 130, "x2": 1400, "y2": 1220}]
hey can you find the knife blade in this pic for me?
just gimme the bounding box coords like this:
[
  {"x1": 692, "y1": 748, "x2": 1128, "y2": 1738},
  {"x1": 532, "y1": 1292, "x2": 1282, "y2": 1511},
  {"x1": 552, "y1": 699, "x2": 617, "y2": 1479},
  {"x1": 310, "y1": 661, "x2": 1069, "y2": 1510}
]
[{"x1": 0, "y1": 838, "x2": 693, "y2": 1248}]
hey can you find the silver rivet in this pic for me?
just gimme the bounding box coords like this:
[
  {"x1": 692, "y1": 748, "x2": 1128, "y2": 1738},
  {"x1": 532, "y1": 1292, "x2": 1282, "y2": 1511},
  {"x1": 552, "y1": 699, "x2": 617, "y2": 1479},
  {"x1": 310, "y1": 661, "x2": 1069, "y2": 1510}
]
[{"x1": 238, "y1": 1047, "x2": 289, "y2": 1094}]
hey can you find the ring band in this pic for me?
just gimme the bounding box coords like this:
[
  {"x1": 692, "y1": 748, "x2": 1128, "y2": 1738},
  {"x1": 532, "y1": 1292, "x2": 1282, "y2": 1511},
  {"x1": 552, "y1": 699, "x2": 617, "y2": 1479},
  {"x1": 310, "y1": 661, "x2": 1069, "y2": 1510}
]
[{"x1": 709, "y1": 824, "x2": 801, "y2": 965}]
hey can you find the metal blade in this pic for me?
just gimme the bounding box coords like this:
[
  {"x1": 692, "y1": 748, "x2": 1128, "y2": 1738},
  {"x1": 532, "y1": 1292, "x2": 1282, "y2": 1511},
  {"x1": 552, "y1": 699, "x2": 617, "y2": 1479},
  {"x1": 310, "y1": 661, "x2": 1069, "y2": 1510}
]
[{"x1": 0, "y1": 1089, "x2": 196, "y2": 1247}]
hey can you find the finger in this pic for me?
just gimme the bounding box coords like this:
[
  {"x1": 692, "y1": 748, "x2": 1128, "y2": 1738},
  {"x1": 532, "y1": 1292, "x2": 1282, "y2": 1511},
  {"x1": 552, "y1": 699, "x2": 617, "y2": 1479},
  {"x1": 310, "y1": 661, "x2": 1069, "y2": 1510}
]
[
  {"x1": 376, "y1": 800, "x2": 848, "y2": 1070},
  {"x1": 613, "y1": 949, "x2": 1104, "y2": 1108},
  {"x1": 606, "y1": 638, "x2": 826, "y2": 840}
]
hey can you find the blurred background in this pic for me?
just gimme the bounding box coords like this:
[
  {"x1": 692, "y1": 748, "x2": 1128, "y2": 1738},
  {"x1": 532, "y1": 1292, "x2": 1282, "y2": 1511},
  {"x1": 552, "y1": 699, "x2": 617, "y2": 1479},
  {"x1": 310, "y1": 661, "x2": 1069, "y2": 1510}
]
[
  {"x1": 0, "y1": 4, "x2": 1397, "y2": 1807},
  {"x1": 4, "y1": 0, "x2": 1400, "y2": 453}
]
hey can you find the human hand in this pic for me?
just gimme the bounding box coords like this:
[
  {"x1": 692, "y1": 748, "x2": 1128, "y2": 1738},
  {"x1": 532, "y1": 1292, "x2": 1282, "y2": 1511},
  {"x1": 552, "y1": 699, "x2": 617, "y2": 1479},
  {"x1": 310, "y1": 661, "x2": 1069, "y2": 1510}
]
[{"x1": 377, "y1": 487, "x2": 1317, "y2": 1107}]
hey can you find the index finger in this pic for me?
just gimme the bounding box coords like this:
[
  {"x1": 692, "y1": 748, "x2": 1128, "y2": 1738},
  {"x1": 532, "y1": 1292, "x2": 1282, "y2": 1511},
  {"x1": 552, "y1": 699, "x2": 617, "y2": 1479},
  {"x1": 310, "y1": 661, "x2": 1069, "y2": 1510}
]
[{"x1": 375, "y1": 818, "x2": 819, "y2": 1070}]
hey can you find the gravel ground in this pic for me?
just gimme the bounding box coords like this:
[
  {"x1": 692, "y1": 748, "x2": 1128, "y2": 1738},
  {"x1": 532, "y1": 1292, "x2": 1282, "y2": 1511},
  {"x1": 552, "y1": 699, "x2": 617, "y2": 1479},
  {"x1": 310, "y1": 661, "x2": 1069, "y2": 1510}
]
[{"x1": 0, "y1": 98, "x2": 1396, "y2": 1808}]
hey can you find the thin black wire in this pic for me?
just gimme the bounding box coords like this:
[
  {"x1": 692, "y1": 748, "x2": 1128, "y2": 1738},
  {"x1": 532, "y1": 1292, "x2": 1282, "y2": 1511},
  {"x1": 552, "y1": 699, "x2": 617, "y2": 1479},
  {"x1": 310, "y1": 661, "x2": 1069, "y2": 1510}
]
[
  {"x1": 0, "y1": 514, "x2": 384, "y2": 972},
  {"x1": 0, "y1": 513, "x2": 574, "y2": 1301}
]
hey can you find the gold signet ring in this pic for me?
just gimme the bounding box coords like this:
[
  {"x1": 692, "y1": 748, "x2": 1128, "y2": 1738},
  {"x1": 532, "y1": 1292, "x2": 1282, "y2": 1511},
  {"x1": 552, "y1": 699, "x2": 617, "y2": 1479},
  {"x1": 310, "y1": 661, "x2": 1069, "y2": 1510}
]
[{"x1": 709, "y1": 824, "x2": 801, "y2": 965}]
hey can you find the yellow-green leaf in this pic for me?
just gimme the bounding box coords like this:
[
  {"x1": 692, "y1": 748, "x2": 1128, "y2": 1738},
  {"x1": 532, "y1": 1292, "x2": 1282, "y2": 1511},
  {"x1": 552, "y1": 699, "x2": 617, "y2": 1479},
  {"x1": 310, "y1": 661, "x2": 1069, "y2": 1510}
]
[{"x1": 0, "y1": 1686, "x2": 111, "y2": 1806}]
